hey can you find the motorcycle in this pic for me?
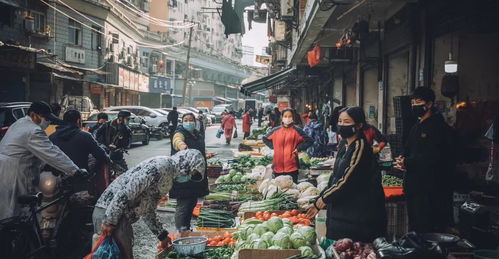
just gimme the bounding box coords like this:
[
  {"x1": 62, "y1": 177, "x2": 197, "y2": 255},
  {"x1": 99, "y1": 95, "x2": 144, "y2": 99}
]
[{"x1": 0, "y1": 171, "x2": 95, "y2": 259}]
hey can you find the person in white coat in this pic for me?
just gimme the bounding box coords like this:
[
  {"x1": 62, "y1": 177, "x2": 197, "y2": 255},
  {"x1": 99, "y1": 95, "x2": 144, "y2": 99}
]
[{"x1": 0, "y1": 101, "x2": 85, "y2": 220}]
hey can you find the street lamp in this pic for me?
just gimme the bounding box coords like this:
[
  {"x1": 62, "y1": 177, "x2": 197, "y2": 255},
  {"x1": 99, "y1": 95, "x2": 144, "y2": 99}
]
[{"x1": 444, "y1": 52, "x2": 458, "y2": 73}]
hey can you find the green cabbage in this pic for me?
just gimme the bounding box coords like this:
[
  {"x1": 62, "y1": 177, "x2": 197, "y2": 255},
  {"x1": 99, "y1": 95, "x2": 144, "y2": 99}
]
[
  {"x1": 232, "y1": 175, "x2": 242, "y2": 182},
  {"x1": 267, "y1": 217, "x2": 284, "y2": 233},
  {"x1": 299, "y1": 246, "x2": 314, "y2": 257},
  {"x1": 282, "y1": 218, "x2": 293, "y2": 226},
  {"x1": 229, "y1": 169, "x2": 237, "y2": 177},
  {"x1": 295, "y1": 226, "x2": 317, "y2": 244},
  {"x1": 251, "y1": 239, "x2": 268, "y2": 249},
  {"x1": 260, "y1": 232, "x2": 274, "y2": 244},
  {"x1": 239, "y1": 225, "x2": 255, "y2": 240},
  {"x1": 272, "y1": 232, "x2": 292, "y2": 249},
  {"x1": 247, "y1": 233, "x2": 260, "y2": 242},
  {"x1": 290, "y1": 232, "x2": 308, "y2": 249},
  {"x1": 276, "y1": 226, "x2": 293, "y2": 236},
  {"x1": 253, "y1": 224, "x2": 269, "y2": 236}
]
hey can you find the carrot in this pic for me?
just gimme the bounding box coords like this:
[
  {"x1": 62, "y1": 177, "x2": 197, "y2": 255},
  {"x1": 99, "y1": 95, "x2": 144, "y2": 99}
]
[
  {"x1": 217, "y1": 241, "x2": 224, "y2": 246},
  {"x1": 289, "y1": 216, "x2": 298, "y2": 224}
]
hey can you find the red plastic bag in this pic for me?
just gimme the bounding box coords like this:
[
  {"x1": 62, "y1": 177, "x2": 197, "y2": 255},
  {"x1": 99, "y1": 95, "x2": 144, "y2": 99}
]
[{"x1": 84, "y1": 234, "x2": 108, "y2": 259}]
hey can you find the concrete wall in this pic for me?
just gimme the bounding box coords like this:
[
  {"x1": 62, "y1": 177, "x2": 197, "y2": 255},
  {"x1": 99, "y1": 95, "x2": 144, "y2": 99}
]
[
  {"x1": 386, "y1": 50, "x2": 410, "y2": 134},
  {"x1": 363, "y1": 67, "x2": 379, "y2": 125}
]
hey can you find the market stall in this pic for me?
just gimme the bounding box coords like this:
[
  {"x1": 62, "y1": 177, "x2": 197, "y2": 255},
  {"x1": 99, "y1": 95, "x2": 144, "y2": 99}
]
[{"x1": 157, "y1": 126, "x2": 483, "y2": 259}]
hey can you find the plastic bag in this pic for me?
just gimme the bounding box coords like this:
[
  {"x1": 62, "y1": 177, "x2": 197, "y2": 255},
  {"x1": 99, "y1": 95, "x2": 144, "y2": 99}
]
[
  {"x1": 216, "y1": 128, "x2": 223, "y2": 138},
  {"x1": 85, "y1": 235, "x2": 122, "y2": 259},
  {"x1": 233, "y1": 129, "x2": 238, "y2": 138}
]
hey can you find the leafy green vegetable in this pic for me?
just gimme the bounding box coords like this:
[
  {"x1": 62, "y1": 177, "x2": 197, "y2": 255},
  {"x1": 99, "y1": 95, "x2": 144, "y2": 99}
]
[
  {"x1": 276, "y1": 226, "x2": 293, "y2": 236},
  {"x1": 253, "y1": 224, "x2": 269, "y2": 236},
  {"x1": 247, "y1": 233, "x2": 260, "y2": 242},
  {"x1": 267, "y1": 217, "x2": 284, "y2": 233},
  {"x1": 299, "y1": 246, "x2": 314, "y2": 257},
  {"x1": 268, "y1": 245, "x2": 282, "y2": 250},
  {"x1": 260, "y1": 232, "x2": 275, "y2": 244},
  {"x1": 290, "y1": 232, "x2": 308, "y2": 249},
  {"x1": 295, "y1": 226, "x2": 317, "y2": 244},
  {"x1": 251, "y1": 239, "x2": 268, "y2": 249},
  {"x1": 272, "y1": 232, "x2": 292, "y2": 249}
]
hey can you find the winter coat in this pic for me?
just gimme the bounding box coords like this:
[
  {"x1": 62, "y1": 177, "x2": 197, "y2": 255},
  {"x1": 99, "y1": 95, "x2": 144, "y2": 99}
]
[
  {"x1": 0, "y1": 116, "x2": 78, "y2": 220},
  {"x1": 242, "y1": 113, "x2": 252, "y2": 133},
  {"x1": 95, "y1": 150, "x2": 205, "y2": 235},
  {"x1": 320, "y1": 138, "x2": 386, "y2": 242},
  {"x1": 263, "y1": 125, "x2": 313, "y2": 173},
  {"x1": 50, "y1": 124, "x2": 108, "y2": 170},
  {"x1": 304, "y1": 120, "x2": 329, "y2": 157},
  {"x1": 221, "y1": 114, "x2": 236, "y2": 130},
  {"x1": 95, "y1": 119, "x2": 132, "y2": 149},
  {"x1": 168, "y1": 110, "x2": 179, "y2": 128},
  {"x1": 169, "y1": 126, "x2": 209, "y2": 199}
]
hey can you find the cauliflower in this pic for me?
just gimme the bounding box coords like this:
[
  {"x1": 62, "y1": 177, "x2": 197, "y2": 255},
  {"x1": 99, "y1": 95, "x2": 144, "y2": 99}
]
[
  {"x1": 258, "y1": 179, "x2": 271, "y2": 193},
  {"x1": 283, "y1": 188, "x2": 301, "y2": 199},
  {"x1": 317, "y1": 182, "x2": 328, "y2": 192},
  {"x1": 316, "y1": 173, "x2": 331, "y2": 185},
  {"x1": 300, "y1": 187, "x2": 320, "y2": 198},
  {"x1": 264, "y1": 184, "x2": 279, "y2": 198},
  {"x1": 297, "y1": 182, "x2": 314, "y2": 192},
  {"x1": 274, "y1": 175, "x2": 294, "y2": 190}
]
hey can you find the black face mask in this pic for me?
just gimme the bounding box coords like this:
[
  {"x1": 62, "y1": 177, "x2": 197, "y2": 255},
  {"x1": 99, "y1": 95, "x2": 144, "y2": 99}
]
[
  {"x1": 338, "y1": 125, "x2": 357, "y2": 138},
  {"x1": 412, "y1": 104, "x2": 427, "y2": 118}
]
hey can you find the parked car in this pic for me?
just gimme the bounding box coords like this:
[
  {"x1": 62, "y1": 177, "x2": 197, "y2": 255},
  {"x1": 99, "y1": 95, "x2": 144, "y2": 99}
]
[
  {"x1": 105, "y1": 106, "x2": 168, "y2": 139},
  {"x1": 0, "y1": 102, "x2": 31, "y2": 141},
  {"x1": 83, "y1": 111, "x2": 151, "y2": 145}
]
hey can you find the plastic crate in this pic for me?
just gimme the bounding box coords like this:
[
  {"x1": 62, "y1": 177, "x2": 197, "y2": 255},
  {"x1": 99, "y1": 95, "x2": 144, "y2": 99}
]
[{"x1": 386, "y1": 201, "x2": 409, "y2": 241}]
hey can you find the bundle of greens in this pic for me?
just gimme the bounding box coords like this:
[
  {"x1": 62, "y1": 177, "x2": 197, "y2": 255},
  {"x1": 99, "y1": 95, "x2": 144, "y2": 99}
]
[{"x1": 196, "y1": 209, "x2": 236, "y2": 228}]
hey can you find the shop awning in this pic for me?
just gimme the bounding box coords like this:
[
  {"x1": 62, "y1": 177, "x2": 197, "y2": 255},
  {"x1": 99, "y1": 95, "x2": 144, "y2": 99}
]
[
  {"x1": 241, "y1": 67, "x2": 295, "y2": 94},
  {"x1": 52, "y1": 72, "x2": 83, "y2": 81},
  {"x1": 212, "y1": 96, "x2": 231, "y2": 103},
  {"x1": 39, "y1": 61, "x2": 83, "y2": 76},
  {"x1": 88, "y1": 81, "x2": 121, "y2": 88},
  {"x1": 0, "y1": 41, "x2": 48, "y2": 54}
]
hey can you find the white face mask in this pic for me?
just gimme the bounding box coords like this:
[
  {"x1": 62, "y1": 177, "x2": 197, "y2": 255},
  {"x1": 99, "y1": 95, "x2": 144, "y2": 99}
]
[
  {"x1": 39, "y1": 118, "x2": 50, "y2": 130},
  {"x1": 282, "y1": 118, "x2": 293, "y2": 125}
]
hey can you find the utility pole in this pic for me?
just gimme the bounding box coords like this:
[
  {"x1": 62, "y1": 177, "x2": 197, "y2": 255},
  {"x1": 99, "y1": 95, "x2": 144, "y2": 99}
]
[{"x1": 182, "y1": 24, "x2": 194, "y2": 106}]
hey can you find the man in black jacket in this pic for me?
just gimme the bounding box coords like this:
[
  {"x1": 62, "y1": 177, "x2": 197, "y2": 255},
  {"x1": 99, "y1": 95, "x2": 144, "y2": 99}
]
[
  {"x1": 50, "y1": 110, "x2": 108, "y2": 171},
  {"x1": 89, "y1": 112, "x2": 109, "y2": 135},
  {"x1": 167, "y1": 107, "x2": 179, "y2": 131},
  {"x1": 395, "y1": 87, "x2": 456, "y2": 233}
]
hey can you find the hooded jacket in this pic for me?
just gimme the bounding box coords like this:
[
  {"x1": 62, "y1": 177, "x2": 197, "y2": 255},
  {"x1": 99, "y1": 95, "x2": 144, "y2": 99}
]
[
  {"x1": 50, "y1": 124, "x2": 108, "y2": 170},
  {"x1": 95, "y1": 149, "x2": 205, "y2": 235},
  {"x1": 304, "y1": 120, "x2": 329, "y2": 157}
]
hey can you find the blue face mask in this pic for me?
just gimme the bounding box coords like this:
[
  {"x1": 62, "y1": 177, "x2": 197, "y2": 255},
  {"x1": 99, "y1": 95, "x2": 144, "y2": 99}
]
[
  {"x1": 183, "y1": 122, "x2": 196, "y2": 131},
  {"x1": 175, "y1": 174, "x2": 191, "y2": 183}
]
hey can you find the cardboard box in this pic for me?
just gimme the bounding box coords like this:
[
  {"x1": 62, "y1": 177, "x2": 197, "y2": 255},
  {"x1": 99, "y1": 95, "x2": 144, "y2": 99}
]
[{"x1": 238, "y1": 244, "x2": 325, "y2": 259}]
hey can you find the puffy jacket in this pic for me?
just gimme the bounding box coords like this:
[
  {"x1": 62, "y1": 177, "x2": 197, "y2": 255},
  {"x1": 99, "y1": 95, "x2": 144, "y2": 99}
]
[{"x1": 263, "y1": 125, "x2": 313, "y2": 173}]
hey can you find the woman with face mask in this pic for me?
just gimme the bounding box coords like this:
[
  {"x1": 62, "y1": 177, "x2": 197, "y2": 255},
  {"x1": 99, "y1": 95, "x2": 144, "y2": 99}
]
[
  {"x1": 169, "y1": 113, "x2": 210, "y2": 232},
  {"x1": 262, "y1": 108, "x2": 313, "y2": 183},
  {"x1": 93, "y1": 149, "x2": 206, "y2": 258},
  {"x1": 306, "y1": 106, "x2": 386, "y2": 242}
]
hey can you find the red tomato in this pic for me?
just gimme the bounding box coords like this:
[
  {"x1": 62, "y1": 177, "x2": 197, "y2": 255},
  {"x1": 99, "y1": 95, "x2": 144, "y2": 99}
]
[
  {"x1": 282, "y1": 211, "x2": 291, "y2": 218},
  {"x1": 299, "y1": 218, "x2": 311, "y2": 226},
  {"x1": 290, "y1": 209, "x2": 300, "y2": 216},
  {"x1": 217, "y1": 241, "x2": 224, "y2": 246},
  {"x1": 271, "y1": 212, "x2": 278, "y2": 217},
  {"x1": 289, "y1": 217, "x2": 299, "y2": 224},
  {"x1": 229, "y1": 241, "x2": 236, "y2": 246},
  {"x1": 256, "y1": 211, "x2": 263, "y2": 218},
  {"x1": 223, "y1": 232, "x2": 231, "y2": 239}
]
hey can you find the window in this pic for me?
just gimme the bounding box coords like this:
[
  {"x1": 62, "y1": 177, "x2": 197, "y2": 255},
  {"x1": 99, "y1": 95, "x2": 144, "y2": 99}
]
[
  {"x1": 141, "y1": 52, "x2": 149, "y2": 68},
  {"x1": 68, "y1": 19, "x2": 82, "y2": 45},
  {"x1": 12, "y1": 108, "x2": 25, "y2": 120},
  {"x1": 91, "y1": 25, "x2": 102, "y2": 50},
  {"x1": 32, "y1": 11, "x2": 46, "y2": 32},
  {"x1": 0, "y1": 4, "x2": 13, "y2": 26}
]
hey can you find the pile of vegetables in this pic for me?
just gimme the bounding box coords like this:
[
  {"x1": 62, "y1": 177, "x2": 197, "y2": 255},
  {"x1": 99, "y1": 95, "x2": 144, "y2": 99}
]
[
  {"x1": 258, "y1": 176, "x2": 321, "y2": 210},
  {"x1": 202, "y1": 200, "x2": 241, "y2": 215},
  {"x1": 205, "y1": 192, "x2": 262, "y2": 202},
  {"x1": 215, "y1": 170, "x2": 256, "y2": 184},
  {"x1": 248, "y1": 210, "x2": 311, "y2": 226},
  {"x1": 164, "y1": 246, "x2": 234, "y2": 259},
  {"x1": 248, "y1": 126, "x2": 270, "y2": 140},
  {"x1": 333, "y1": 238, "x2": 376, "y2": 259},
  {"x1": 207, "y1": 232, "x2": 236, "y2": 247},
  {"x1": 238, "y1": 192, "x2": 298, "y2": 214},
  {"x1": 196, "y1": 209, "x2": 236, "y2": 228},
  {"x1": 207, "y1": 159, "x2": 222, "y2": 167},
  {"x1": 214, "y1": 184, "x2": 256, "y2": 193},
  {"x1": 231, "y1": 155, "x2": 272, "y2": 170},
  {"x1": 382, "y1": 174, "x2": 403, "y2": 186},
  {"x1": 316, "y1": 172, "x2": 332, "y2": 192},
  {"x1": 233, "y1": 216, "x2": 317, "y2": 257}
]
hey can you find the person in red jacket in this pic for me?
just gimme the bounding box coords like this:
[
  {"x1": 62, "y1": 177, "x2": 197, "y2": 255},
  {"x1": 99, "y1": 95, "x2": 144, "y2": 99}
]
[
  {"x1": 242, "y1": 110, "x2": 252, "y2": 139},
  {"x1": 263, "y1": 108, "x2": 314, "y2": 183}
]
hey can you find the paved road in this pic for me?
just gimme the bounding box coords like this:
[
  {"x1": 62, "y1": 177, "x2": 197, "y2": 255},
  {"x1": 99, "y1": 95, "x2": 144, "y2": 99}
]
[{"x1": 127, "y1": 120, "x2": 244, "y2": 258}]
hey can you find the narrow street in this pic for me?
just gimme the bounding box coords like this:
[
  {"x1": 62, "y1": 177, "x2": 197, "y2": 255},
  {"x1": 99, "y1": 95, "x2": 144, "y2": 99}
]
[{"x1": 127, "y1": 120, "x2": 243, "y2": 259}]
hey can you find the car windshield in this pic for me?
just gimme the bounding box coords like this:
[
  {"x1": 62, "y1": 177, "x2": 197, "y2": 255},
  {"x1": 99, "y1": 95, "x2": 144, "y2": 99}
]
[
  {"x1": 212, "y1": 107, "x2": 226, "y2": 112},
  {"x1": 87, "y1": 113, "x2": 118, "y2": 121}
]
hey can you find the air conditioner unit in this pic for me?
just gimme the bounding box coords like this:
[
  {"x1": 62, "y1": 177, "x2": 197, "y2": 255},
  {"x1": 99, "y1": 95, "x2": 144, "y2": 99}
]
[{"x1": 281, "y1": 0, "x2": 294, "y2": 18}]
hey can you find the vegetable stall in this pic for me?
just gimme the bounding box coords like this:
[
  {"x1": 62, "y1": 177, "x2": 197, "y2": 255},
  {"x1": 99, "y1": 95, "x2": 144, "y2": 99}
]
[{"x1": 158, "y1": 126, "x2": 475, "y2": 259}]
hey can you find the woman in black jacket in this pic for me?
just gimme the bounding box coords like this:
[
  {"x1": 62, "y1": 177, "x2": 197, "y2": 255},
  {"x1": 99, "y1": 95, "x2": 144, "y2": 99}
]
[
  {"x1": 307, "y1": 107, "x2": 386, "y2": 242},
  {"x1": 170, "y1": 113, "x2": 209, "y2": 231}
]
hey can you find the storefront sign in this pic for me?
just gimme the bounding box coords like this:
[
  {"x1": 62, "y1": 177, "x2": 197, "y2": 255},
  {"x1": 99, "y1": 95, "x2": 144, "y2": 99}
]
[
  {"x1": 118, "y1": 66, "x2": 140, "y2": 90},
  {"x1": 139, "y1": 74, "x2": 149, "y2": 93},
  {"x1": 277, "y1": 96, "x2": 290, "y2": 111},
  {"x1": 0, "y1": 49, "x2": 35, "y2": 69},
  {"x1": 90, "y1": 84, "x2": 103, "y2": 94},
  {"x1": 149, "y1": 76, "x2": 171, "y2": 93}
]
